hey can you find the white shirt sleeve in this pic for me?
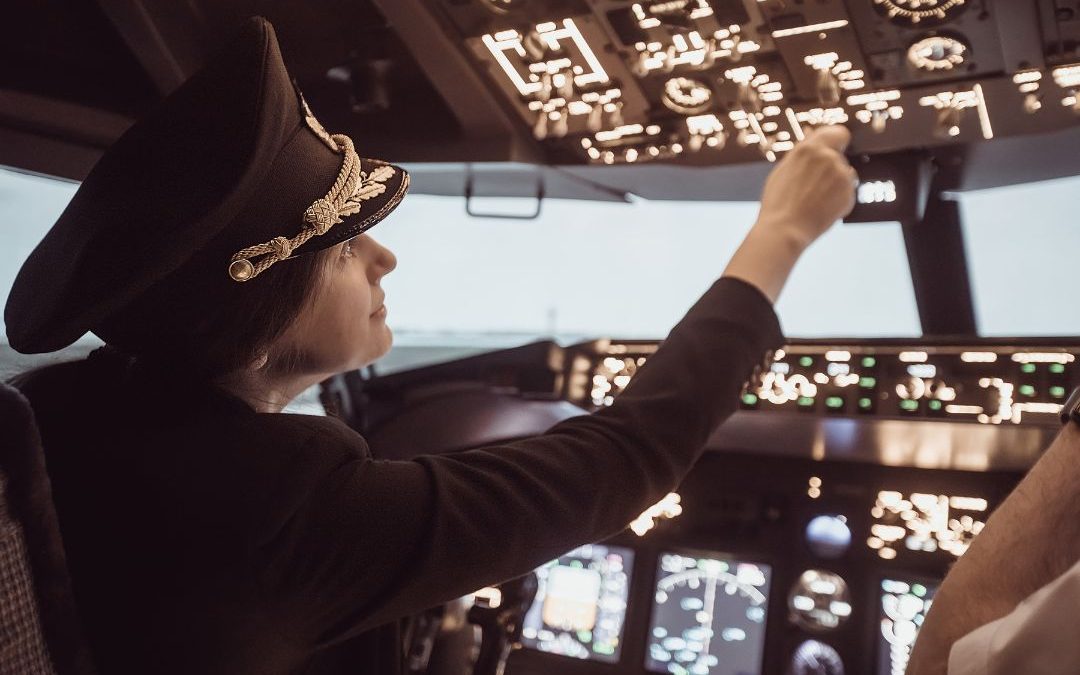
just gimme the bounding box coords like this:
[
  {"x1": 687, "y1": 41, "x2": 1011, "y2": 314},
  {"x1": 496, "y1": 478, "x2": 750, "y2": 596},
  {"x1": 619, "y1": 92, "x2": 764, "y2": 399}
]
[{"x1": 948, "y1": 558, "x2": 1080, "y2": 675}]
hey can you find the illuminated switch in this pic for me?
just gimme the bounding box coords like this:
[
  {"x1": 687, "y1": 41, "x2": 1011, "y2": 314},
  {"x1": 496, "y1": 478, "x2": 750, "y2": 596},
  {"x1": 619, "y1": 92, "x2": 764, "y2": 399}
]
[
  {"x1": 858, "y1": 396, "x2": 875, "y2": 413},
  {"x1": 825, "y1": 396, "x2": 845, "y2": 413},
  {"x1": 799, "y1": 356, "x2": 814, "y2": 368},
  {"x1": 741, "y1": 392, "x2": 760, "y2": 409},
  {"x1": 797, "y1": 396, "x2": 816, "y2": 412},
  {"x1": 860, "y1": 376, "x2": 877, "y2": 389},
  {"x1": 899, "y1": 399, "x2": 920, "y2": 414},
  {"x1": 1021, "y1": 363, "x2": 1037, "y2": 375},
  {"x1": 861, "y1": 356, "x2": 877, "y2": 368},
  {"x1": 928, "y1": 399, "x2": 944, "y2": 416},
  {"x1": 1051, "y1": 386, "x2": 1067, "y2": 399},
  {"x1": 1050, "y1": 363, "x2": 1067, "y2": 376},
  {"x1": 1019, "y1": 384, "x2": 1036, "y2": 398}
]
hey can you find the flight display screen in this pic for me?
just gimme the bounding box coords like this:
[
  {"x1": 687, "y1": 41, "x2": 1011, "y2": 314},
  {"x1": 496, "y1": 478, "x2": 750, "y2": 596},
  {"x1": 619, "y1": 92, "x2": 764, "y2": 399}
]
[
  {"x1": 878, "y1": 577, "x2": 939, "y2": 675},
  {"x1": 520, "y1": 543, "x2": 634, "y2": 662},
  {"x1": 645, "y1": 551, "x2": 772, "y2": 675}
]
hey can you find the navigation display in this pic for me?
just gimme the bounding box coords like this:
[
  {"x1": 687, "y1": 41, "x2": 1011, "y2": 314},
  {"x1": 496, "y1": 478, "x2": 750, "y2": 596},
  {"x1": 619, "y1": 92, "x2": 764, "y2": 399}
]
[
  {"x1": 520, "y1": 543, "x2": 634, "y2": 662},
  {"x1": 646, "y1": 551, "x2": 772, "y2": 675},
  {"x1": 878, "y1": 577, "x2": 939, "y2": 675}
]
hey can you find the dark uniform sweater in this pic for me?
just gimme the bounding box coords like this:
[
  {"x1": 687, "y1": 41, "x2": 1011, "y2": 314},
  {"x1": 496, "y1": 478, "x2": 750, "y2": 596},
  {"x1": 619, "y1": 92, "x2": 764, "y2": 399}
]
[{"x1": 19, "y1": 277, "x2": 782, "y2": 674}]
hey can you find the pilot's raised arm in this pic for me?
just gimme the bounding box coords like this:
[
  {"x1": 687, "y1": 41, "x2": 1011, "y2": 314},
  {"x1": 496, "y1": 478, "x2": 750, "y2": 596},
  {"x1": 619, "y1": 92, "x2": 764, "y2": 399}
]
[{"x1": 256, "y1": 124, "x2": 858, "y2": 642}]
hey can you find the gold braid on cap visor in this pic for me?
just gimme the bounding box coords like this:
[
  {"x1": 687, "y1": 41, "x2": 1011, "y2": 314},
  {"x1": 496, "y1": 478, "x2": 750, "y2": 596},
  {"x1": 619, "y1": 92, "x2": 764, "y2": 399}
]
[{"x1": 227, "y1": 133, "x2": 397, "y2": 282}]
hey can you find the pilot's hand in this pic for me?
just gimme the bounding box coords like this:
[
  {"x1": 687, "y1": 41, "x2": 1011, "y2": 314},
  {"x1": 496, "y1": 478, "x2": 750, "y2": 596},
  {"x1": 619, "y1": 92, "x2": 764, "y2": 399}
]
[{"x1": 755, "y1": 125, "x2": 857, "y2": 252}]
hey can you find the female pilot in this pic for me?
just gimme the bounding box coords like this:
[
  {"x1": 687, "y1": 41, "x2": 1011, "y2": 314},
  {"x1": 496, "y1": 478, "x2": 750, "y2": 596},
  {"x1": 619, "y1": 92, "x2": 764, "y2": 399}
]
[{"x1": 5, "y1": 16, "x2": 856, "y2": 675}]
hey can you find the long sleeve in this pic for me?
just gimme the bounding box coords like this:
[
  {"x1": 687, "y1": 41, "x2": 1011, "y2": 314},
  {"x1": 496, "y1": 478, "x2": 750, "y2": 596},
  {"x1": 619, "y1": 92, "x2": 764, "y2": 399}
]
[
  {"x1": 259, "y1": 277, "x2": 783, "y2": 646},
  {"x1": 947, "y1": 558, "x2": 1080, "y2": 675}
]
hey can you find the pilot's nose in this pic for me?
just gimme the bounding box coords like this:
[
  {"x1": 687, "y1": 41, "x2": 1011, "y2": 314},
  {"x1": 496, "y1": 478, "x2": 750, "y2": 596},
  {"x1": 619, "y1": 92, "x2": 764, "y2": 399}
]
[
  {"x1": 359, "y1": 234, "x2": 397, "y2": 280},
  {"x1": 374, "y1": 239, "x2": 397, "y2": 277}
]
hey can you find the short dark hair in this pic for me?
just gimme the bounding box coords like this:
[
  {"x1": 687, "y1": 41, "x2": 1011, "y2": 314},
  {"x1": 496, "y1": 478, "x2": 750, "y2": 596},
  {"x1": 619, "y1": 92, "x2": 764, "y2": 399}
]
[{"x1": 94, "y1": 245, "x2": 336, "y2": 380}]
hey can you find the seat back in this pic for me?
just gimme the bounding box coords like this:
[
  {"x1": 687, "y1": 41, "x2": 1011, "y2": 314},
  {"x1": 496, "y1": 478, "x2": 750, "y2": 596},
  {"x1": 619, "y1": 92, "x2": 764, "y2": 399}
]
[{"x1": 0, "y1": 382, "x2": 95, "y2": 674}]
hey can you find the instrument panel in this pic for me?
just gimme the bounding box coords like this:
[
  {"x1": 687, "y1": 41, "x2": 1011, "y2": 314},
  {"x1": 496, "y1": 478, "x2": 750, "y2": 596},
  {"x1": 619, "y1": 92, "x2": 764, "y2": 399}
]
[
  {"x1": 496, "y1": 339, "x2": 1057, "y2": 673},
  {"x1": 420, "y1": 0, "x2": 1080, "y2": 165},
  {"x1": 504, "y1": 453, "x2": 1018, "y2": 675},
  {"x1": 567, "y1": 340, "x2": 1080, "y2": 426}
]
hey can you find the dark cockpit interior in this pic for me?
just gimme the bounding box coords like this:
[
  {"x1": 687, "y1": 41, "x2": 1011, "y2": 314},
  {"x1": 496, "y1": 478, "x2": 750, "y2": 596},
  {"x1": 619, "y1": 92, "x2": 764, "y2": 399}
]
[{"x1": 3, "y1": 1, "x2": 1080, "y2": 674}]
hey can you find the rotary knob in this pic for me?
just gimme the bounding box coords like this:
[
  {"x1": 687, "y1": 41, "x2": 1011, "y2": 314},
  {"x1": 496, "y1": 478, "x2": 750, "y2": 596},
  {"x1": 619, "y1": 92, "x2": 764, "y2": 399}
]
[
  {"x1": 556, "y1": 71, "x2": 575, "y2": 101},
  {"x1": 537, "y1": 72, "x2": 553, "y2": 104},
  {"x1": 522, "y1": 31, "x2": 546, "y2": 61},
  {"x1": 533, "y1": 110, "x2": 548, "y2": 140},
  {"x1": 934, "y1": 106, "x2": 963, "y2": 138},
  {"x1": 817, "y1": 70, "x2": 842, "y2": 106},
  {"x1": 587, "y1": 104, "x2": 604, "y2": 132},
  {"x1": 737, "y1": 82, "x2": 762, "y2": 115},
  {"x1": 607, "y1": 101, "x2": 625, "y2": 127},
  {"x1": 550, "y1": 108, "x2": 569, "y2": 138}
]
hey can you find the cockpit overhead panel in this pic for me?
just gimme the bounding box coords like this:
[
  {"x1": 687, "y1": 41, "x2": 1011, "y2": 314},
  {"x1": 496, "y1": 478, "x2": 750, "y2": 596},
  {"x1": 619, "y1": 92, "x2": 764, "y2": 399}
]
[{"x1": 422, "y1": 0, "x2": 1080, "y2": 165}]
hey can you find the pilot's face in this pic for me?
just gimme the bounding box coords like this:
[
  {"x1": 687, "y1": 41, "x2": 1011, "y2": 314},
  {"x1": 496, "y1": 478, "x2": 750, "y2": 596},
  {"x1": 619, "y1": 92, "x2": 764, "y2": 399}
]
[{"x1": 276, "y1": 233, "x2": 397, "y2": 375}]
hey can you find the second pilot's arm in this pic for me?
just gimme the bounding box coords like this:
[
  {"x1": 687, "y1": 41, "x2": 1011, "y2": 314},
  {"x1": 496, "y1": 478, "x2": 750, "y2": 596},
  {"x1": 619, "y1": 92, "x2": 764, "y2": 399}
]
[
  {"x1": 256, "y1": 127, "x2": 858, "y2": 646},
  {"x1": 908, "y1": 422, "x2": 1080, "y2": 675}
]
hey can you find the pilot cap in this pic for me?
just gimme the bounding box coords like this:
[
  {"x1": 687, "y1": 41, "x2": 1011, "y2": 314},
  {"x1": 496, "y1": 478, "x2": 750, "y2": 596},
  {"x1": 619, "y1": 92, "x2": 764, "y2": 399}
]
[{"x1": 5, "y1": 16, "x2": 409, "y2": 354}]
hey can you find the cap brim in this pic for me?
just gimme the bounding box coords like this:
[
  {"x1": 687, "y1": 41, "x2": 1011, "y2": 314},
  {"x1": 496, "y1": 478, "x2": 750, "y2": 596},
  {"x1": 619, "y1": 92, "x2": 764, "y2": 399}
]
[{"x1": 291, "y1": 157, "x2": 410, "y2": 257}]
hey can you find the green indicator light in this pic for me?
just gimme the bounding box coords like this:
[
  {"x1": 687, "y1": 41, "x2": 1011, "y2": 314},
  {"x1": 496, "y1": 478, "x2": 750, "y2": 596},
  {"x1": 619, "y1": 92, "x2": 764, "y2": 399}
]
[
  {"x1": 1019, "y1": 384, "x2": 1036, "y2": 397},
  {"x1": 900, "y1": 399, "x2": 919, "y2": 412},
  {"x1": 1022, "y1": 363, "x2": 1037, "y2": 374},
  {"x1": 1051, "y1": 363, "x2": 1066, "y2": 375},
  {"x1": 859, "y1": 397, "x2": 873, "y2": 409},
  {"x1": 799, "y1": 356, "x2": 814, "y2": 368},
  {"x1": 742, "y1": 393, "x2": 759, "y2": 406},
  {"x1": 862, "y1": 356, "x2": 877, "y2": 368},
  {"x1": 798, "y1": 396, "x2": 815, "y2": 407},
  {"x1": 929, "y1": 399, "x2": 943, "y2": 411},
  {"x1": 571, "y1": 560, "x2": 584, "y2": 568},
  {"x1": 826, "y1": 396, "x2": 844, "y2": 409},
  {"x1": 1051, "y1": 386, "x2": 1067, "y2": 398},
  {"x1": 912, "y1": 584, "x2": 927, "y2": 598},
  {"x1": 860, "y1": 376, "x2": 877, "y2": 388}
]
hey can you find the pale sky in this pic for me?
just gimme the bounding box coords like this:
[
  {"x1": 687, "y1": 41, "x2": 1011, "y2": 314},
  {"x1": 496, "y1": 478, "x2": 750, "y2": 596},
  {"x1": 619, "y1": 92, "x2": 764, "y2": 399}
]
[{"x1": 2, "y1": 166, "x2": 1079, "y2": 348}]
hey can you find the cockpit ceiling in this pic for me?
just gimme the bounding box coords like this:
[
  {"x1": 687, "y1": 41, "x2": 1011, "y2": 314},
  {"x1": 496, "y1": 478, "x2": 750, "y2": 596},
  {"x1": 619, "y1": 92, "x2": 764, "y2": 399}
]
[{"x1": 1, "y1": 1, "x2": 1079, "y2": 196}]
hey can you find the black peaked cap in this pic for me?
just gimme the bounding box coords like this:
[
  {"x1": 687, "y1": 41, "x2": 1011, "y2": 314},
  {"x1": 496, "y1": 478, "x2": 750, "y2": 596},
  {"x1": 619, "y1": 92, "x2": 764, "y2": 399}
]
[{"x1": 5, "y1": 16, "x2": 409, "y2": 354}]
